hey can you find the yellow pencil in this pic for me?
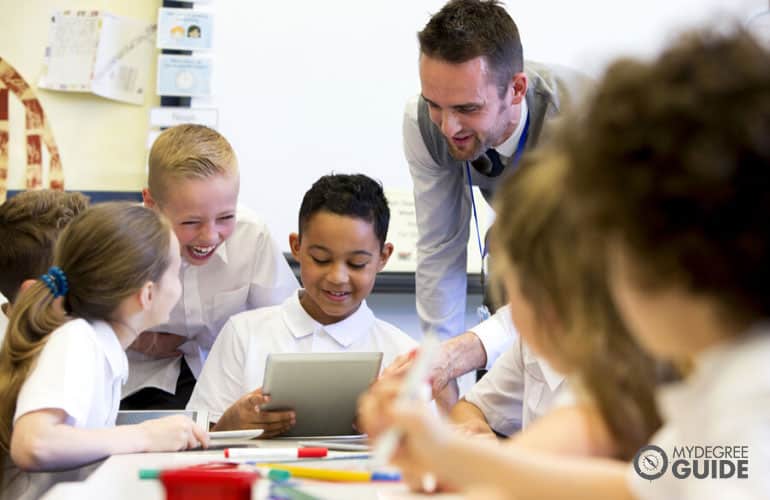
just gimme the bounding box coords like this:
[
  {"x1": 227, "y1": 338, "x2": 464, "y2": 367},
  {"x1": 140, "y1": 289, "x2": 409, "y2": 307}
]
[{"x1": 261, "y1": 463, "x2": 401, "y2": 482}]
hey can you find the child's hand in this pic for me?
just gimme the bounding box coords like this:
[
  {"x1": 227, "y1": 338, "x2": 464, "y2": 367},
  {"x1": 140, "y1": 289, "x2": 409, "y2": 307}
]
[
  {"x1": 139, "y1": 415, "x2": 210, "y2": 452},
  {"x1": 213, "y1": 388, "x2": 296, "y2": 438},
  {"x1": 357, "y1": 376, "x2": 403, "y2": 440},
  {"x1": 389, "y1": 403, "x2": 458, "y2": 492},
  {"x1": 129, "y1": 331, "x2": 186, "y2": 358}
]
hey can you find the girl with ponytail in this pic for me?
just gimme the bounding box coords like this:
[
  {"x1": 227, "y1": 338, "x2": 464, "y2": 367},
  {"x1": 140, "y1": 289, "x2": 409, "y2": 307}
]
[{"x1": 0, "y1": 203, "x2": 209, "y2": 500}]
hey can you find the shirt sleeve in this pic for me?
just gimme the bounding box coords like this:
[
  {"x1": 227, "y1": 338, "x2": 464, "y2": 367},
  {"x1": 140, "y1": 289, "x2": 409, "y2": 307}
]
[
  {"x1": 468, "y1": 304, "x2": 517, "y2": 369},
  {"x1": 462, "y1": 336, "x2": 526, "y2": 436},
  {"x1": 405, "y1": 96, "x2": 472, "y2": 341},
  {"x1": 187, "y1": 318, "x2": 249, "y2": 423},
  {"x1": 14, "y1": 327, "x2": 99, "y2": 427},
  {"x1": 247, "y1": 222, "x2": 299, "y2": 308}
]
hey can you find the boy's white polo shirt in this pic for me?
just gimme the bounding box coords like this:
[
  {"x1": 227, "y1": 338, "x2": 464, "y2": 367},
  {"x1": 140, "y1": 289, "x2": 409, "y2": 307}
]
[
  {"x1": 628, "y1": 326, "x2": 770, "y2": 500},
  {"x1": 463, "y1": 305, "x2": 569, "y2": 436},
  {"x1": 188, "y1": 290, "x2": 417, "y2": 423},
  {"x1": 5, "y1": 318, "x2": 127, "y2": 500},
  {"x1": 123, "y1": 206, "x2": 299, "y2": 398}
]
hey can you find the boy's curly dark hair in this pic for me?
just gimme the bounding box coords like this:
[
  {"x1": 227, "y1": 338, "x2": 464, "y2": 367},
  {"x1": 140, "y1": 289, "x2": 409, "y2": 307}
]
[
  {"x1": 298, "y1": 174, "x2": 389, "y2": 248},
  {"x1": 567, "y1": 28, "x2": 770, "y2": 323}
]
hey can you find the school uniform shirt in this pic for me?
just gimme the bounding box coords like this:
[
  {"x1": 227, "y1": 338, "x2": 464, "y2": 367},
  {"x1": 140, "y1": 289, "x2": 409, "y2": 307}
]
[
  {"x1": 463, "y1": 305, "x2": 569, "y2": 435},
  {"x1": 629, "y1": 326, "x2": 770, "y2": 500},
  {"x1": 122, "y1": 206, "x2": 299, "y2": 398},
  {"x1": 187, "y1": 290, "x2": 418, "y2": 423},
  {"x1": 3, "y1": 319, "x2": 127, "y2": 500}
]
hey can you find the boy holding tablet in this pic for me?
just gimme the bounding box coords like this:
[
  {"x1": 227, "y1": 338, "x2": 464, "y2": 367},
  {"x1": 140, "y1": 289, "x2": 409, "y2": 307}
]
[{"x1": 187, "y1": 174, "x2": 420, "y2": 436}]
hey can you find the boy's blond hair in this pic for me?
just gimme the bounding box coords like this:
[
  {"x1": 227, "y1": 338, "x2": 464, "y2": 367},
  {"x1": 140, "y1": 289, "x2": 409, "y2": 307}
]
[
  {"x1": 0, "y1": 190, "x2": 89, "y2": 302},
  {"x1": 147, "y1": 124, "x2": 237, "y2": 202}
]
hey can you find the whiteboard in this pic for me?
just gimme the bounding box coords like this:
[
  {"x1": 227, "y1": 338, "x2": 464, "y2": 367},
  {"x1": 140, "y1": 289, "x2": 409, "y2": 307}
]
[{"x1": 194, "y1": 0, "x2": 766, "y2": 254}]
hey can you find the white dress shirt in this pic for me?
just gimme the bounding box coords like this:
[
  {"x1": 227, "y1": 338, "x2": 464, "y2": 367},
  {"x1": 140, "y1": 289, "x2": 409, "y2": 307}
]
[
  {"x1": 122, "y1": 206, "x2": 298, "y2": 397},
  {"x1": 463, "y1": 305, "x2": 569, "y2": 435},
  {"x1": 5, "y1": 319, "x2": 127, "y2": 500},
  {"x1": 629, "y1": 326, "x2": 770, "y2": 500},
  {"x1": 187, "y1": 290, "x2": 418, "y2": 423},
  {"x1": 405, "y1": 95, "x2": 528, "y2": 366}
]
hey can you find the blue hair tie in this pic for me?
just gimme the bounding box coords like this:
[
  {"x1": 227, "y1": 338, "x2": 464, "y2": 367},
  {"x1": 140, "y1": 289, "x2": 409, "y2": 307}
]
[{"x1": 40, "y1": 266, "x2": 69, "y2": 298}]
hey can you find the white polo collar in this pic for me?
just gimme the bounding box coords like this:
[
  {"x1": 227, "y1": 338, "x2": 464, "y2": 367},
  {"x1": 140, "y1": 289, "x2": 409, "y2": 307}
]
[
  {"x1": 522, "y1": 341, "x2": 565, "y2": 391},
  {"x1": 91, "y1": 320, "x2": 129, "y2": 384},
  {"x1": 281, "y1": 290, "x2": 376, "y2": 347}
]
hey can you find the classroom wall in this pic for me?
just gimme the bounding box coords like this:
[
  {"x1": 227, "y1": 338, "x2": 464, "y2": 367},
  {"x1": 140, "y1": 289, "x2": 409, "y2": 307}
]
[
  {"x1": 1, "y1": 1, "x2": 159, "y2": 193},
  {"x1": 205, "y1": 0, "x2": 767, "y2": 252}
]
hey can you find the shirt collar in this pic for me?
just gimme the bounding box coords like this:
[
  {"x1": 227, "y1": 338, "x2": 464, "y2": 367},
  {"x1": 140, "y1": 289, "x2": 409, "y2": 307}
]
[
  {"x1": 522, "y1": 342, "x2": 564, "y2": 391},
  {"x1": 495, "y1": 99, "x2": 529, "y2": 158},
  {"x1": 91, "y1": 320, "x2": 129, "y2": 384},
  {"x1": 281, "y1": 290, "x2": 376, "y2": 347},
  {"x1": 212, "y1": 238, "x2": 230, "y2": 264}
]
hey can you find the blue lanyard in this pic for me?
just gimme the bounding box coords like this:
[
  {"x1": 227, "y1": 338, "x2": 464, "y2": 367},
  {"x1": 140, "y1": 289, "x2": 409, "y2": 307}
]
[{"x1": 465, "y1": 114, "x2": 530, "y2": 261}]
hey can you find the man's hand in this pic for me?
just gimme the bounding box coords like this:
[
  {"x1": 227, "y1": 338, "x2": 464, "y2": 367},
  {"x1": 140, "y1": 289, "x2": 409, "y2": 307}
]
[
  {"x1": 213, "y1": 388, "x2": 296, "y2": 438},
  {"x1": 381, "y1": 331, "x2": 488, "y2": 400},
  {"x1": 129, "y1": 331, "x2": 186, "y2": 359}
]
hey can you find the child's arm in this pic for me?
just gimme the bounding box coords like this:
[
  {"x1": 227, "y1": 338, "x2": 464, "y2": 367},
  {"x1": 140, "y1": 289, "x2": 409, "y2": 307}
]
[
  {"x1": 213, "y1": 387, "x2": 295, "y2": 437},
  {"x1": 128, "y1": 331, "x2": 186, "y2": 358},
  {"x1": 448, "y1": 398, "x2": 496, "y2": 437},
  {"x1": 507, "y1": 403, "x2": 618, "y2": 458},
  {"x1": 10, "y1": 409, "x2": 209, "y2": 472},
  {"x1": 390, "y1": 404, "x2": 634, "y2": 500}
]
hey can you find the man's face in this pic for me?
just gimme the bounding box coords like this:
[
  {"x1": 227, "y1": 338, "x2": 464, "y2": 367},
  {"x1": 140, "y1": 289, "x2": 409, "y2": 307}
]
[{"x1": 419, "y1": 54, "x2": 524, "y2": 161}]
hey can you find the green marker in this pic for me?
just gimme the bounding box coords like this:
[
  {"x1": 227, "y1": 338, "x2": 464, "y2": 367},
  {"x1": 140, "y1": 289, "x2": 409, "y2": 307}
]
[{"x1": 138, "y1": 469, "x2": 160, "y2": 480}]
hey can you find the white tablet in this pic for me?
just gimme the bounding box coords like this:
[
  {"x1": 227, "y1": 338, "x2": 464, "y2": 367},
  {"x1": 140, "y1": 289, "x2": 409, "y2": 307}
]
[{"x1": 261, "y1": 352, "x2": 383, "y2": 437}]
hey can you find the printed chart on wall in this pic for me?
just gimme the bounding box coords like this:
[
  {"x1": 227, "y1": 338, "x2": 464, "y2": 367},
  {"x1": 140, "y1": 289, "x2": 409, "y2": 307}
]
[
  {"x1": 385, "y1": 188, "x2": 491, "y2": 274},
  {"x1": 38, "y1": 10, "x2": 156, "y2": 105}
]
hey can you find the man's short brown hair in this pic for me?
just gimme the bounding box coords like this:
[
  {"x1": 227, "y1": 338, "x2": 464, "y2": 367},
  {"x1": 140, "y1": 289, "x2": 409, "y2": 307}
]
[
  {"x1": 418, "y1": 0, "x2": 523, "y2": 96},
  {"x1": 0, "y1": 190, "x2": 89, "y2": 302},
  {"x1": 147, "y1": 124, "x2": 237, "y2": 202}
]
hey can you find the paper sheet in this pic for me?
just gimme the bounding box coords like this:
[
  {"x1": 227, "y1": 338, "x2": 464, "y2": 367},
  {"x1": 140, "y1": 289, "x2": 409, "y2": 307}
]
[{"x1": 38, "y1": 10, "x2": 155, "y2": 105}]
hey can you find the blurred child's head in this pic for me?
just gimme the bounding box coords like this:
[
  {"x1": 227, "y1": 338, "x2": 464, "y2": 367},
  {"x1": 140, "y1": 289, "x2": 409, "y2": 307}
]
[
  {"x1": 0, "y1": 190, "x2": 89, "y2": 304},
  {"x1": 145, "y1": 124, "x2": 239, "y2": 266},
  {"x1": 0, "y1": 203, "x2": 181, "y2": 459},
  {"x1": 290, "y1": 174, "x2": 393, "y2": 325},
  {"x1": 566, "y1": 29, "x2": 770, "y2": 359},
  {"x1": 491, "y1": 152, "x2": 661, "y2": 459}
]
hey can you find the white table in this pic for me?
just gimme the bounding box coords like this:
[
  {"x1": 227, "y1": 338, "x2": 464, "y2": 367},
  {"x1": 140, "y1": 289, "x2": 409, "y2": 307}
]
[{"x1": 41, "y1": 439, "x2": 463, "y2": 499}]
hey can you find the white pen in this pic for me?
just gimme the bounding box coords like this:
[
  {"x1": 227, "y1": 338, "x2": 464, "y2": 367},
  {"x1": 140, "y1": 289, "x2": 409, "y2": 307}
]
[
  {"x1": 371, "y1": 334, "x2": 441, "y2": 467},
  {"x1": 223, "y1": 447, "x2": 327, "y2": 460}
]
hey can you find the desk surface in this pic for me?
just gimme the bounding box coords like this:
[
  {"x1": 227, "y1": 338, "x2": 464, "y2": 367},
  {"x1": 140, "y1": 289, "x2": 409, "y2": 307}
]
[{"x1": 41, "y1": 439, "x2": 463, "y2": 500}]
